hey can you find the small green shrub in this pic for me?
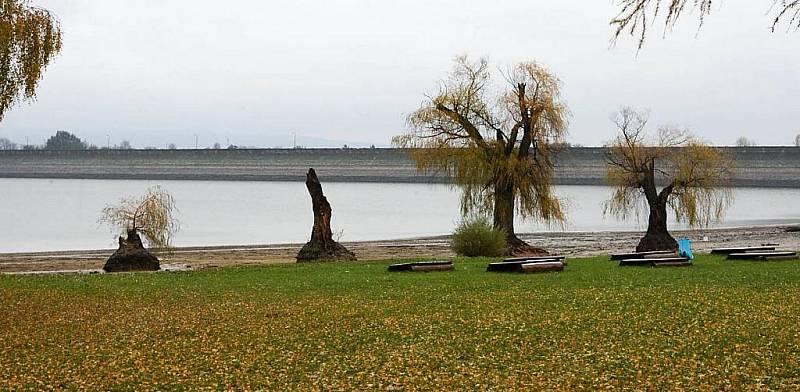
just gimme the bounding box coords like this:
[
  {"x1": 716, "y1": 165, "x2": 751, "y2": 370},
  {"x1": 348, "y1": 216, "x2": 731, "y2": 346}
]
[{"x1": 450, "y1": 217, "x2": 507, "y2": 257}]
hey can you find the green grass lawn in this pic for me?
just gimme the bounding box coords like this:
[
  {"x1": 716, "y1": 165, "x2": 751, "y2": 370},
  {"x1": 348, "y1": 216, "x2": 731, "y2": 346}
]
[{"x1": 1, "y1": 254, "x2": 800, "y2": 390}]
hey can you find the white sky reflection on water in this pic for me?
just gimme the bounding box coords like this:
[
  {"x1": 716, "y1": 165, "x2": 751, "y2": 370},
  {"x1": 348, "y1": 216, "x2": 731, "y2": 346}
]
[{"x1": 2, "y1": 178, "x2": 799, "y2": 252}]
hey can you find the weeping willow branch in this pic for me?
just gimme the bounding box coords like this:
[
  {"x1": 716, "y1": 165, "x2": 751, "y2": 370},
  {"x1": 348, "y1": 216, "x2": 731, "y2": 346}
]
[
  {"x1": 771, "y1": 0, "x2": 800, "y2": 31},
  {"x1": 0, "y1": 0, "x2": 63, "y2": 121},
  {"x1": 611, "y1": 0, "x2": 800, "y2": 49}
]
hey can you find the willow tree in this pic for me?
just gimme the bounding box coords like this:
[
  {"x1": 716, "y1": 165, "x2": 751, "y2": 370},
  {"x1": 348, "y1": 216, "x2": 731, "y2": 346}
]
[
  {"x1": 393, "y1": 56, "x2": 569, "y2": 255},
  {"x1": 100, "y1": 186, "x2": 180, "y2": 272},
  {"x1": 101, "y1": 186, "x2": 180, "y2": 250},
  {"x1": 0, "y1": 0, "x2": 62, "y2": 121},
  {"x1": 612, "y1": 0, "x2": 800, "y2": 48},
  {"x1": 604, "y1": 108, "x2": 734, "y2": 252}
]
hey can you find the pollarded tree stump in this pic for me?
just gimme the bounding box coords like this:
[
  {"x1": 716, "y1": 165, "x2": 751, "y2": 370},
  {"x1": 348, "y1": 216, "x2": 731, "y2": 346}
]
[
  {"x1": 296, "y1": 168, "x2": 356, "y2": 262},
  {"x1": 103, "y1": 229, "x2": 160, "y2": 272}
]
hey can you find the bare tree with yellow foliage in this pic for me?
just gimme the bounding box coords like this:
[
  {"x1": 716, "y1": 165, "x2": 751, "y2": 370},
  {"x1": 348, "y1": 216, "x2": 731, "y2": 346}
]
[
  {"x1": 101, "y1": 186, "x2": 180, "y2": 250},
  {"x1": 394, "y1": 56, "x2": 569, "y2": 255},
  {"x1": 604, "y1": 108, "x2": 734, "y2": 252},
  {"x1": 0, "y1": 0, "x2": 62, "y2": 121},
  {"x1": 99, "y1": 186, "x2": 180, "y2": 272}
]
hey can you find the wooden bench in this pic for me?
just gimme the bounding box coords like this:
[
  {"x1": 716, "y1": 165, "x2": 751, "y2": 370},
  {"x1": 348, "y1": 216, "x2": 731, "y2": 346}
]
[
  {"x1": 388, "y1": 261, "x2": 454, "y2": 272},
  {"x1": 487, "y1": 259, "x2": 562, "y2": 272},
  {"x1": 503, "y1": 256, "x2": 566, "y2": 262},
  {"x1": 619, "y1": 257, "x2": 690, "y2": 267},
  {"x1": 710, "y1": 246, "x2": 777, "y2": 255},
  {"x1": 727, "y1": 251, "x2": 798, "y2": 261},
  {"x1": 520, "y1": 262, "x2": 565, "y2": 273},
  {"x1": 610, "y1": 250, "x2": 675, "y2": 261},
  {"x1": 503, "y1": 256, "x2": 567, "y2": 266}
]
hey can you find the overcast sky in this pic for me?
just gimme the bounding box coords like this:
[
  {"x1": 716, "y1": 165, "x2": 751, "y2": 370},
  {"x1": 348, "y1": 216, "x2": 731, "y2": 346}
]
[{"x1": 0, "y1": 0, "x2": 797, "y2": 148}]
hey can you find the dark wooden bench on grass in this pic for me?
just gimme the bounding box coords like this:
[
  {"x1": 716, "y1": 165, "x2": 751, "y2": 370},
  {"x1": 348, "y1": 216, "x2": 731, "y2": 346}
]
[
  {"x1": 503, "y1": 255, "x2": 567, "y2": 266},
  {"x1": 388, "y1": 261, "x2": 454, "y2": 272},
  {"x1": 710, "y1": 246, "x2": 777, "y2": 255},
  {"x1": 520, "y1": 261, "x2": 565, "y2": 273},
  {"x1": 619, "y1": 257, "x2": 691, "y2": 267},
  {"x1": 610, "y1": 250, "x2": 675, "y2": 261},
  {"x1": 503, "y1": 256, "x2": 566, "y2": 262},
  {"x1": 727, "y1": 251, "x2": 798, "y2": 261},
  {"x1": 487, "y1": 260, "x2": 564, "y2": 273}
]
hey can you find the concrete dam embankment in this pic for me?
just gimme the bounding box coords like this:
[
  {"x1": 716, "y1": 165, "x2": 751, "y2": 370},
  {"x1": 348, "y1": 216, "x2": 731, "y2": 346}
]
[{"x1": 0, "y1": 147, "x2": 797, "y2": 188}]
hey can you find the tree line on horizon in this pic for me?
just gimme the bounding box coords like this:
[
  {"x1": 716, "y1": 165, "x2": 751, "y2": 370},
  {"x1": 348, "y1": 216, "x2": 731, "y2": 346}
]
[
  {"x1": 0, "y1": 130, "x2": 135, "y2": 150},
  {"x1": 0, "y1": 131, "x2": 381, "y2": 150},
  {"x1": 2, "y1": 129, "x2": 798, "y2": 151},
  {"x1": 0, "y1": 130, "x2": 251, "y2": 150}
]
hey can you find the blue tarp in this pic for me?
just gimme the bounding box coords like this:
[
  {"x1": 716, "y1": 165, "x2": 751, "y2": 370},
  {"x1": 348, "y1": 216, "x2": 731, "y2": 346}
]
[{"x1": 678, "y1": 238, "x2": 694, "y2": 260}]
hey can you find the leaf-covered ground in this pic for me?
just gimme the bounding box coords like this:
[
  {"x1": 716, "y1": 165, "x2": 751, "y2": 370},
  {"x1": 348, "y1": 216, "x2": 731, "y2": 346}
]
[{"x1": 1, "y1": 254, "x2": 799, "y2": 390}]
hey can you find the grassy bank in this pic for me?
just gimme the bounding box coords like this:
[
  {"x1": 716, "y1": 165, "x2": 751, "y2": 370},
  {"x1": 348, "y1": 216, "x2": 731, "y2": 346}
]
[{"x1": 1, "y1": 255, "x2": 799, "y2": 390}]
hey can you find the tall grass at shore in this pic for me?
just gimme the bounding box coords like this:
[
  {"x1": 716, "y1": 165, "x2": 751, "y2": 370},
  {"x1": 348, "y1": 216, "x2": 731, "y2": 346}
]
[{"x1": 1, "y1": 254, "x2": 799, "y2": 390}]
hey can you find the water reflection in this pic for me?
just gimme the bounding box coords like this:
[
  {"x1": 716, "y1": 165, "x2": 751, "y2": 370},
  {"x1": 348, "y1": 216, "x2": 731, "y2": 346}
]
[{"x1": 1, "y1": 178, "x2": 798, "y2": 252}]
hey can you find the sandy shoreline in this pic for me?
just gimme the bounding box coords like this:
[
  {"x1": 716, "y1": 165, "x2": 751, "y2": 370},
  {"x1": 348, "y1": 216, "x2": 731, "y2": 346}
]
[{"x1": 1, "y1": 225, "x2": 798, "y2": 274}]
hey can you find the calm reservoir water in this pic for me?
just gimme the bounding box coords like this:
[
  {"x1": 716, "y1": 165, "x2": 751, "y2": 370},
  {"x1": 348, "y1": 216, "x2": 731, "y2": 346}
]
[{"x1": 2, "y1": 178, "x2": 799, "y2": 253}]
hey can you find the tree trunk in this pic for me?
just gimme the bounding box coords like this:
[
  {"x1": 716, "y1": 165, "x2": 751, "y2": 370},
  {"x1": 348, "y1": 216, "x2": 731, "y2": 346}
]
[
  {"x1": 103, "y1": 228, "x2": 160, "y2": 272},
  {"x1": 493, "y1": 182, "x2": 548, "y2": 257},
  {"x1": 296, "y1": 168, "x2": 356, "y2": 262},
  {"x1": 636, "y1": 199, "x2": 678, "y2": 252}
]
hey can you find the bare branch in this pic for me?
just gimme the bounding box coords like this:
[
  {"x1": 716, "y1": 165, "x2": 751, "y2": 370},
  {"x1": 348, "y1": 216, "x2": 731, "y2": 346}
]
[{"x1": 612, "y1": 0, "x2": 800, "y2": 49}]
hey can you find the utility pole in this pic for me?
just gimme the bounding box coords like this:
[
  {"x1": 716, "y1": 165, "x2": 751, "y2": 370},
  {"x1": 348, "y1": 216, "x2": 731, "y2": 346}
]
[
  {"x1": 194, "y1": 134, "x2": 198, "y2": 149},
  {"x1": 293, "y1": 131, "x2": 297, "y2": 149},
  {"x1": 106, "y1": 134, "x2": 110, "y2": 149}
]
